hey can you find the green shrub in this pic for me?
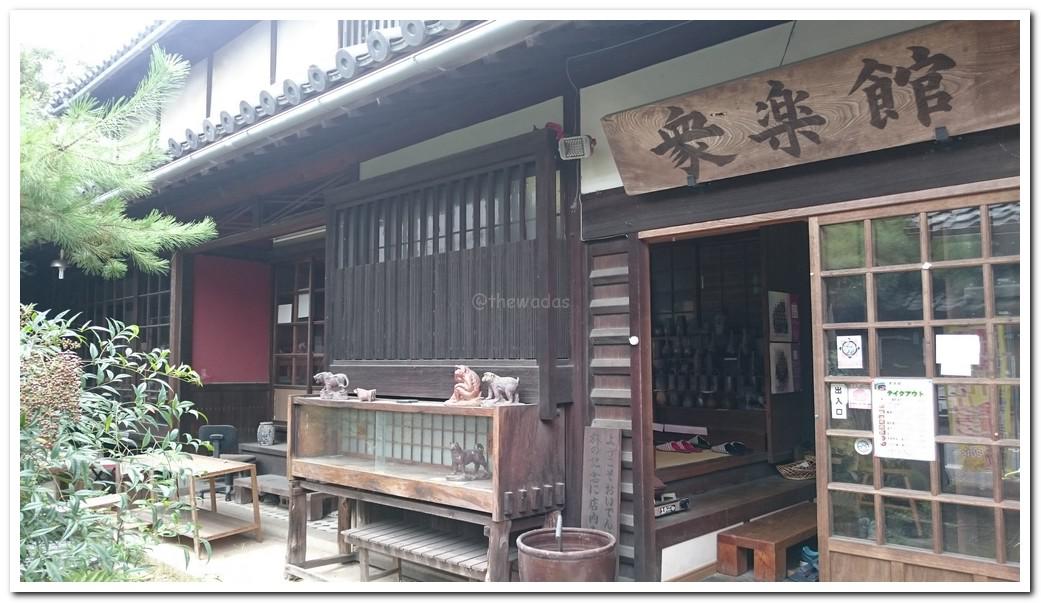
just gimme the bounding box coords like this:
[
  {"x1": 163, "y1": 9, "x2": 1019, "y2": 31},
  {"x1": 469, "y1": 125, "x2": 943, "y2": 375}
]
[{"x1": 19, "y1": 304, "x2": 209, "y2": 582}]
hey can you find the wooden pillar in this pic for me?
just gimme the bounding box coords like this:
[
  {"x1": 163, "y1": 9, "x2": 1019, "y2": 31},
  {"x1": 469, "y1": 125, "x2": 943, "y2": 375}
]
[
  {"x1": 485, "y1": 519, "x2": 512, "y2": 582},
  {"x1": 627, "y1": 235, "x2": 658, "y2": 581},
  {"x1": 337, "y1": 497, "x2": 352, "y2": 555},
  {"x1": 286, "y1": 480, "x2": 307, "y2": 566},
  {"x1": 534, "y1": 129, "x2": 560, "y2": 421}
]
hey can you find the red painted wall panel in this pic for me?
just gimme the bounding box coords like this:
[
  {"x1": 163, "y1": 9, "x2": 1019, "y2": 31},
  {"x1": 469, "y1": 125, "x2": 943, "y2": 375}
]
[{"x1": 192, "y1": 255, "x2": 271, "y2": 383}]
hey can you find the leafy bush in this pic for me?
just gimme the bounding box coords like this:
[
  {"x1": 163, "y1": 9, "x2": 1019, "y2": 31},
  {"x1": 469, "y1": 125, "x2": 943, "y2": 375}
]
[{"x1": 19, "y1": 304, "x2": 209, "y2": 582}]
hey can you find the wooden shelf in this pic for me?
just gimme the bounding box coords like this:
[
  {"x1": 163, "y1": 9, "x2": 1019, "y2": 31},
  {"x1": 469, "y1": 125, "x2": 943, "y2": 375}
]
[
  {"x1": 293, "y1": 396, "x2": 528, "y2": 417},
  {"x1": 192, "y1": 507, "x2": 259, "y2": 541},
  {"x1": 293, "y1": 455, "x2": 494, "y2": 514}
]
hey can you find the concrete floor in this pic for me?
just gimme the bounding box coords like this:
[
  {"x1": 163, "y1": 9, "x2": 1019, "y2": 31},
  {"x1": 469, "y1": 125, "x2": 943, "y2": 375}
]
[{"x1": 145, "y1": 496, "x2": 389, "y2": 583}]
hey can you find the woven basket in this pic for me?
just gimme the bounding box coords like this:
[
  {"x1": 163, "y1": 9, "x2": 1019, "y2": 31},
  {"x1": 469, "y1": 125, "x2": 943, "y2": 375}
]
[{"x1": 776, "y1": 456, "x2": 816, "y2": 481}]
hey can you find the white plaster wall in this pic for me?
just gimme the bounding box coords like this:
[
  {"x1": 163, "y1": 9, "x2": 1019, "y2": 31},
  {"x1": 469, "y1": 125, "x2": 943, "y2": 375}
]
[
  {"x1": 275, "y1": 20, "x2": 339, "y2": 85},
  {"x1": 660, "y1": 523, "x2": 741, "y2": 581},
  {"x1": 158, "y1": 56, "x2": 208, "y2": 144},
  {"x1": 580, "y1": 20, "x2": 936, "y2": 194},
  {"x1": 210, "y1": 21, "x2": 274, "y2": 121},
  {"x1": 359, "y1": 97, "x2": 563, "y2": 180}
]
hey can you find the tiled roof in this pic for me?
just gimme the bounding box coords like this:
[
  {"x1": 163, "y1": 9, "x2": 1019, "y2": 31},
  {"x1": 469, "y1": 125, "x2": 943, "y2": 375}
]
[
  {"x1": 47, "y1": 20, "x2": 167, "y2": 114},
  {"x1": 165, "y1": 20, "x2": 466, "y2": 162}
]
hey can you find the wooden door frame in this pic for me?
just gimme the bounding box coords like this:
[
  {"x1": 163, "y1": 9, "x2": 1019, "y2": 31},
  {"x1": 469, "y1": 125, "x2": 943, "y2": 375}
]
[
  {"x1": 808, "y1": 179, "x2": 1020, "y2": 582},
  {"x1": 632, "y1": 176, "x2": 1019, "y2": 582}
]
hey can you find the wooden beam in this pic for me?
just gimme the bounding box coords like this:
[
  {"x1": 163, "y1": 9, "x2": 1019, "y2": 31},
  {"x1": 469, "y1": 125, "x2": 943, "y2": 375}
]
[{"x1": 533, "y1": 128, "x2": 559, "y2": 421}]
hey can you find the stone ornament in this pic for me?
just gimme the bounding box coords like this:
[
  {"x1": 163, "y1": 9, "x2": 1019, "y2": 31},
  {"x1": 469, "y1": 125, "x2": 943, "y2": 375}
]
[
  {"x1": 354, "y1": 388, "x2": 376, "y2": 402},
  {"x1": 444, "y1": 365, "x2": 481, "y2": 406},
  {"x1": 314, "y1": 371, "x2": 350, "y2": 400},
  {"x1": 481, "y1": 372, "x2": 520, "y2": 406},
  {"x1": 447, "y1": 442, "x2": 491, "y2": 481}
]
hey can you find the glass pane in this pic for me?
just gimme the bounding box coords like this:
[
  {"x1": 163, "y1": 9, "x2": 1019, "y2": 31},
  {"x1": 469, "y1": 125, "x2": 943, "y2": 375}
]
[
  {"x1": 291, "y1": 356, "x2": 307, "y2": 386},
  {"x1": 294, "y1": 326, "x2": 308, "y2": 353},
  {"x1": 828, "y1": 383, "x2": 873, "y2": 430},
  {"x1": 1005, "y1": 510, "x2": 1020, "y2": 563},
  {"x1": 832, "y1": 491, "x2": 876, "y2": 541},
  {"x1": 933, "y1": 325, "x2": 988, "y2": 378},
  {"x1": 881, "y1": 458, "x2": 930, "y2": 491},
  {"x1": 823, "y1": 275, "x2": 866, "y2": 323},
  {"x1": 993, "y1": 263, "x2": 1020, "y2": 317},
  {"x1": 822, "y1": 222, "x2": 865, "y2": 270},
  {"x1": 998, "y1": 385, "x2": 1019, "y2": 439},
  {"x1": 883, "y1": 497, "x2": 933, "y2": 549},
  {"x1": 875, "y1": 271, "x2": 923, "y2": 321},
  {"x1": 878, "y1": 328, "x2": 925, "y2": 377},
  {"x1": 941, "y1": 504, "x2": 996, "y2": 559},
  {"x1": 275, "y1": 358, "x2": 292, "y2": 385},
  {"x1": 276, "y1": 325, "x2": 293, "y2": 354},
  {"x1": 312, "y1": 291, "x2": 325, "y2": 321},
  {"x1": 313, "y1": 261, "x2": 325, "y2": 289},
  {"x1": 989, "y1": 202, "x2": 1020, "y2": 257},
  {"x1": 936, "y1": 384, "x2": 994, "y2": 437},
  {"x1": 873, "y1": 214, "x2": 921, "y2": 266},
  {"x1": 996, "y1": 324, "x2": 1019, "y2": 378},
  {"x1": 928, "y1": 207, "x2": 981, "y2": 261},
  {"x1": 931, "y1": 267, "x2": 985, "y2": 319},
  {"x1": 296, "y1": 262, "x2": 310, "y2": 289},
  {"x1": 941, "y1": 444, "x2": 994, "y2": 498},
  {"x1": 312, "y1": 325, "x2": 325, "y2": 355},
  {"x1": 830, "y1": 437, "x2": 874, "y2": 485},
  {"x1": 826, "y1": 329, "x2": 869, "y2": 376},
  {"x1": 1002, "y1": 447, "x2": 1020, "y2": 501}
]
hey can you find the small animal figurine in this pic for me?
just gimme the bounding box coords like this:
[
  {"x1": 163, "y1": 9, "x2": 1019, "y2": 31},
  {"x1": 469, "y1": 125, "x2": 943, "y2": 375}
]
[
  {"x1": 444, "y1": 365, "x2": 481, "y2": 406},
  {"x1": 314, "y1": 371, "x2": 349, "y2": 400},
  {"x1": 354, "y1": 388, "x2": 376, "y2": 402},
  {"x1": 448, "y1": 442, "x2": 491, "y2": 480},
  {"x1": 481, "y1": 372, "x2": 520, "y2": 405}
]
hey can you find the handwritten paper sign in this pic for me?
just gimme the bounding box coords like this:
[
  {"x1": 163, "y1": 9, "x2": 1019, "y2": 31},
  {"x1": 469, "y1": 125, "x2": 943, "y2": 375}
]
[
  {"x1": 581, "y1": 427, "x2": 621, "y2": 540},
  {"x1": 872, "y1": 378, "x2": 935, "y2": 462},
  {"x1": 830, "y1": 384, "x2": 848, "y2": 420},
  {"x1": 601, "y1": 21, "x2": 1019, "y2": 195}
]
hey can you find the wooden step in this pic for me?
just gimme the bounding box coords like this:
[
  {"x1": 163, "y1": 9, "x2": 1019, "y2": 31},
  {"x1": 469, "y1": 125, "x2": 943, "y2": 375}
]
[
  {"x1": 588, "y1": 266, "x2": 629, "y2": 285},
  {"x1": 589, "y1": 297, "x2": 629, "y2": 315},
  {"x1": 589, "y1": 327, "x2": 630, "y2": 344},
  {"x1": 654, "y1": 474, "x2": 817, "y2": 552},
  {"x1": 590, "y1": 388, "x2": 631, "y2": 406},
  {"x1": 589, "y1": 358, "x2": 631, "y2": 375}
]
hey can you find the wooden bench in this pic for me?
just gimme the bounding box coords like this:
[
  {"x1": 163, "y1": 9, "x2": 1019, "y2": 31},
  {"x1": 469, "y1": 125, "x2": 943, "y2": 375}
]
[
  {"x1": 716, "y1": 501, "x2": 817, "y2": 581},
  {"x1": 234, "y1": 474, "x2": 334, "y2": 521},
  {"x1": 344, "y1": 520, "x2": 517, "y2": 582}
]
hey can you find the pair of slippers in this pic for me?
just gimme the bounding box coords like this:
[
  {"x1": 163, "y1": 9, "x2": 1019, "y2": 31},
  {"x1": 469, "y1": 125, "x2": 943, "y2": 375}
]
[
  {"x1": 655, "y1": 434, "x2": 713, "y2": 454},
  {"x1": 710, "y1": 441, "x2": 750, "y2": 456}
]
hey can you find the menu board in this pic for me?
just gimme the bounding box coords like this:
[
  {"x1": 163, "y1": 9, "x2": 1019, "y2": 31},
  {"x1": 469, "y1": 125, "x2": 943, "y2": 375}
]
[{"x1": 871, "y1": 378, "x2": 935, "y2": 462}]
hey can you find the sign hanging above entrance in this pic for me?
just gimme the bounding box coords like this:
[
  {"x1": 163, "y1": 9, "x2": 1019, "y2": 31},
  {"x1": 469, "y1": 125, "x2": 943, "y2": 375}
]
[{"x1": 601, "y1": 20, "x2": 1019, "y2": 196}]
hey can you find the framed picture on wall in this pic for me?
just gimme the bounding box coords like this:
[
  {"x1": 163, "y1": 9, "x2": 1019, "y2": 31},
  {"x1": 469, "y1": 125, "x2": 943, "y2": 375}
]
[
  {"x1": 770, "y1": 342, "x2": 795, "y2": 394},
  {"x1": 768, "y1": 291, "x2": 792, "y2": 342}
]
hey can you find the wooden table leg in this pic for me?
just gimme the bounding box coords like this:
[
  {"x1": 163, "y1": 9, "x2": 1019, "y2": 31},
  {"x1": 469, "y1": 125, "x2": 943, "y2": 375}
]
[
  {"x1": 486, "y1": 519, "x2": 512, "y2": 582},
  {"x1": 188, "y1": 475, "x2": 201, "y2": 558},
  {"x1": 208, "y1": 477, "x2": 217, "y2": 512},
  {"x1": 753, "y1": 542, "x2": 787, "y2": 582},
  {"x1": 359, "y1": 548, "x2": 370, "y2": 582},
  {"x1": 287, "y1": 480, "x2": 306, "y2": 566},
  {"x1": 716, "y1": 537, "x2": 747, "y2": 576},
  {"x1": 337, "y1": 497, "x2": 352, "y2": 555},
  {"x1": 250, "y1": 467, "x2": 262, "y2": 542}
]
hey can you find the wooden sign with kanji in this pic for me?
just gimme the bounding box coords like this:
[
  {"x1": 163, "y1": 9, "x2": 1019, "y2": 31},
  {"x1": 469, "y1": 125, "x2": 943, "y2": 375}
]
[
  {"x1": 601, "y1": 20, "x2": 1019, "y2": 196},
  {"x1": 580, "y1": 426, "x2": 622, "y2": 540}
]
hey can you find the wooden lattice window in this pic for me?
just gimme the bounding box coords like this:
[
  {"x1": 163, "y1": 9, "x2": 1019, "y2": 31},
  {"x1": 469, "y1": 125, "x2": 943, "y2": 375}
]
[{"x1": 273, "y1": 256, "x2": 325, "y2": 386}]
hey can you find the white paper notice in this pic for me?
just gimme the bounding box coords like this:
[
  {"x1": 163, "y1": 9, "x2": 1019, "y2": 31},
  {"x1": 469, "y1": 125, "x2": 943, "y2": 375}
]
[
  {"x1": 836, "y1": 335, "x2": 863, "y2": 369},
  {"x1": 848, "y1": 384, "x2": 872, "y2": 410},
  {"x1": 277, "y1": 303, "x2": 293, "y2": 324},
  {"x1": 872, "y1": 378, "x2": 935, "y2": 462},
  {"x1": 935, "y1": 334, "x2": 981, "y2": 376},
  {"x1": 830, "y1": 384, "x2": 848, "y2": 419},
  {"x1": 297, "y1": 293, "x2": 311, "y2": 319}
]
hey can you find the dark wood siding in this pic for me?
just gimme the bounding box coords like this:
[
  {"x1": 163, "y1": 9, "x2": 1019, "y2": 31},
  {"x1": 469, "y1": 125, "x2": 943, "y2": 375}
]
[{"x1": 324, "y1": 130, "x2": 563, "y2": 406}]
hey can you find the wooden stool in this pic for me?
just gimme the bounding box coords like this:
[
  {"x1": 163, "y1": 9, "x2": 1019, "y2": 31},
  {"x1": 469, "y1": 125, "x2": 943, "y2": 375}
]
[{"x1": 716, "y1": 502, "x2": 817, "y2": 581}]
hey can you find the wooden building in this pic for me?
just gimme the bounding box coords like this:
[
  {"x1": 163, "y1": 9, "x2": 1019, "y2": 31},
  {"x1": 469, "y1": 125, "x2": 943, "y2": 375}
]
[{"x1": 24, "y1": 18, "x2": 1022, "y2": 583}]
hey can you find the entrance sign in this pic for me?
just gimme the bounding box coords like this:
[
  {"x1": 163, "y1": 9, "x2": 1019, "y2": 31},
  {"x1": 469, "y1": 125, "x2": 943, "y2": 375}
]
[
  {"x1": 830, "y1": 384, "x2": 848, "y2": 419},
  {"x1": 602, "y1": 21, "x2": 1019, "y2": 195},
  {"x1": 871, "y1": 378, "x2": 935, "y2": 462}
]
